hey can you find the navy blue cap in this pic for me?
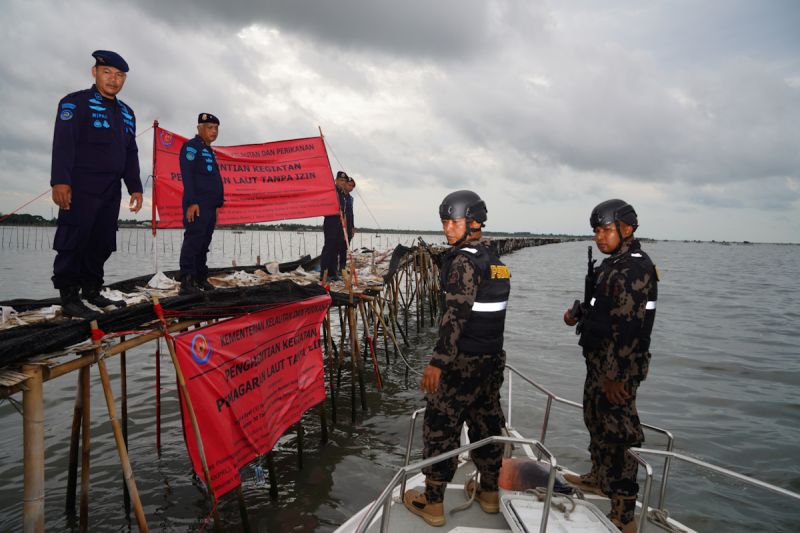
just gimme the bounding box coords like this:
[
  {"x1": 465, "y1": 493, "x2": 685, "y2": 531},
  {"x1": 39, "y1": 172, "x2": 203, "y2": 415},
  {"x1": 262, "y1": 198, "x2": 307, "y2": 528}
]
[
  {"x1": 336, "y1": 171, "x2": 349, "y2": 180},
  {"x1": 92, "y1": 50, "x2": 129, "y2": 72},
  {"x1": 198, "y1": 113, "x2": 220, "y2": 125}
]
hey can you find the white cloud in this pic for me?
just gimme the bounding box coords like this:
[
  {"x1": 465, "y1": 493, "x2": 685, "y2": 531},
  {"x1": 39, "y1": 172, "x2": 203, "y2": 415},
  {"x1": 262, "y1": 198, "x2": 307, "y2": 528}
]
[{"x1": 0, "y1": 0, "x2": 798, "y2": 242}]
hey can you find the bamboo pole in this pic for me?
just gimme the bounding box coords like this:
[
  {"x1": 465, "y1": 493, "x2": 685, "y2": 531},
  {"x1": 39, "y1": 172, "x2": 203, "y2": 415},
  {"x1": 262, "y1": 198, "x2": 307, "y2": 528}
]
[
  {"x1": 79, "y1": 365, "x2": 90, "y2": 532},
  {"x1": 91, "y1": 321, "x2": 148, "y2": 532},
  {"x1": 120, "y1": 337, "x2": 130, "y2": 515},
  {"x1": 373, "y1": 297, "x2": 390, "y2": 365},
  {"x1": 323, "y1": 316, "x2": 336, "y2": 425},
  {"x1": 266, "y1": 452, "x2": 278, "y2": 501},
  {"x1": 348, "y1": 304, "x2": 366, "y2": 414},
  {"x1": 348, "y1": 305, "x2": 357, "y2": 421},
  {"x1": 318, "y1": 401, "x2": 328, "y2": 445},
  {"x1": 297, "y1": 422, "x2": 304, "y2": 470},
  {"x1": 153, "y1": 299, "x2": 220, "y2": 529},
  {"x1": 45, "y1": 320, "x2": 197, "y2": 383},
  {"x1": 235, "y1": 487, "x2": 251, "y2": 533},
  {"x1": 155, "y1": 339, "x2": 161, "y2": 452},
  {"x1": 358, "y1": 301, "x2": 382, "y2": 391},
  {"x1": 65, "y1": 371, "x2": 83, "y2": 514},
  {"x1": 372, "y1": 298, "x2": 408, "y2": 365},
  {"x1": 22, "y1": 364, "x2": 44, "y2": 533},
  {"x1": 413, "y1": 248, "x2": 422, "y2": 331}
]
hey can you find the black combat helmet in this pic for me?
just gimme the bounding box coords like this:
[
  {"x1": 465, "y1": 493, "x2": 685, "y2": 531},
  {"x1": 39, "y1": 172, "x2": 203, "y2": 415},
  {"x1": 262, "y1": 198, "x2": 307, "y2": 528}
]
[
  {"x1": 439, "y1": 190, "x2": 488, "y2": 223},
  {"x1": 590, "y1": 199, "x2": 638, "y2": 229}
]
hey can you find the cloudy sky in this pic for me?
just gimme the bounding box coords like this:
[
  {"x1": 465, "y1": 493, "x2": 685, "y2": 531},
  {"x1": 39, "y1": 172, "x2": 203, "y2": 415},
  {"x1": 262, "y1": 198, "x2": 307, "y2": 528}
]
[{"x1": 1, "y1": 1, "x2": 798, "y2": 242}]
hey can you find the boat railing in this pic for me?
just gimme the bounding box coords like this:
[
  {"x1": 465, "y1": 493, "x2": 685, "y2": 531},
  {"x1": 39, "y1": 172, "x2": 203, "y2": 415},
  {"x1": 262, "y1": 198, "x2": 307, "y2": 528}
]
[
  {"x1": 505, "y1": 363, "x2": 675, "y2": 510},
  {"x1": 355, "y1": 435, "x2": 558, "y2": 533},
  {"x1": 629, "y1": 448, "x2": 800, "y2": 533}
]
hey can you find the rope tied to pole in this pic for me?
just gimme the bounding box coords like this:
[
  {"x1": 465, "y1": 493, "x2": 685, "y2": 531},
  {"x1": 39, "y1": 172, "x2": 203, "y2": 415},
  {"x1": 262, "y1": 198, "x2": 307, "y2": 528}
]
[{"x1": 90, "y1": 327, "x2": 106, "y2": 343}]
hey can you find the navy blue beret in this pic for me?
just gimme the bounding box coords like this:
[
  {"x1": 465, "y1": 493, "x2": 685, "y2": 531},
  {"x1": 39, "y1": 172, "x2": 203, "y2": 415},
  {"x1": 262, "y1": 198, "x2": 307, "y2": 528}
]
[
  {"x1": 198, "y1": 113, "x2": 220, "y2": 125},
  {"x1": 92, "y1": 50, "x2": 129, "y2": 72}
]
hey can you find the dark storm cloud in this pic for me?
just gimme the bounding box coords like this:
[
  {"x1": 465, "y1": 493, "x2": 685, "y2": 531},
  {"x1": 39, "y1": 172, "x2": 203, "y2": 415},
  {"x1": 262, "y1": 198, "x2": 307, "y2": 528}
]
[
  {"x1": 0, "y1": 0, "x2": 797, "y2": 241},
  {"x1": 132, "y1": 0, "x2": 502, "y2": 59}
]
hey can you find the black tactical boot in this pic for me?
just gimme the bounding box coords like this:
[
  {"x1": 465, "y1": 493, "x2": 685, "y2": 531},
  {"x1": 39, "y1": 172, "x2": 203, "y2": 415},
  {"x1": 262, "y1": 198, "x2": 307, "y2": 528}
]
[
  {"x1": 59, "y1": 287, "x2": 96, "y2": 319},
  {"x1": 197, "y1": 274, "x2": 215, "y2": 291},
  {"x1": 82, "y1": 284, "x2": 126, "y2": 309},
  {"x1": 179, "y1": 275, "x2": 202, "y2": 295},
  {"x1": 609, "y1": 495, "x2": 638, "y2": 533}
]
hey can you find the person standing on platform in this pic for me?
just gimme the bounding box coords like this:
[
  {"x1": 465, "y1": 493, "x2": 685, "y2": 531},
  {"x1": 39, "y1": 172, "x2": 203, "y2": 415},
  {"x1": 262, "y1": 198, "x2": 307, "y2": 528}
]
[
  {"x1": 50, "y1": 50, "x2": 143, "y2": 318},
  {"x1": 404, "y1": 190, "x2": 510, "y2": 527},
  {"x1": 338, "y1": 176, "x2": 356, "y2": 273},
  {"x1": 562, "y1": 199, "x2": 658, "y2": 533},
  {"x1": 178, "y1": 113, "x2": 224, "y2": 295},
  {"x1": 320, "y1": 171, "x2": 349, "y2": 281}
]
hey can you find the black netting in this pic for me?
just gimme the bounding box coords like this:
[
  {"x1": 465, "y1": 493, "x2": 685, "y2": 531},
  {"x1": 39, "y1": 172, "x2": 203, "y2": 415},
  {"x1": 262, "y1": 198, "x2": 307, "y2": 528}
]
[
  {"x1": 0, "y1": 256, "x2": 318, "y2": 312},
  {"x1": 382, "y1": 245, "x2": 413, "y2": 283},
  {"x1": 0, "y1": 280, "x2": 326, "y2": 366}
]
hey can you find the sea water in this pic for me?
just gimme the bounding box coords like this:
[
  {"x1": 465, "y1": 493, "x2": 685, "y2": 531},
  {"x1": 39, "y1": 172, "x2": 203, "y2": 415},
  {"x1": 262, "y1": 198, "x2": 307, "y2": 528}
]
[{"x1": 0, "y1": 230, "x2": 798, "y2": 532}]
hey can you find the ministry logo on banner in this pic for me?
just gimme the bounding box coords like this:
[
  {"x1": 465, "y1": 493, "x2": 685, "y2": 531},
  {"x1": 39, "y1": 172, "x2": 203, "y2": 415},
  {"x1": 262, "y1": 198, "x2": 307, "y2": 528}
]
[{"x1": 172, "y1": 294, "x2": 331, "y2": 497}]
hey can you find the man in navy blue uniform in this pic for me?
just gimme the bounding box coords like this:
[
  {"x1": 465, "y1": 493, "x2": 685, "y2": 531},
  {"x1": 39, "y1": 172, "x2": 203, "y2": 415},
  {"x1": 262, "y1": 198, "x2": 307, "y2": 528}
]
[
  {"x1": 178, "y1": 113, "x2": 224, "y2": 295},
  {"x1": 320, "y1": 171, "x2": 350, "y2": 281},
  {"x1": 51, "y1": 50, "x2": 143, "y2": 318},
  {"x1": 338, "y1": 176, "x2": 356, "y2": 273}
]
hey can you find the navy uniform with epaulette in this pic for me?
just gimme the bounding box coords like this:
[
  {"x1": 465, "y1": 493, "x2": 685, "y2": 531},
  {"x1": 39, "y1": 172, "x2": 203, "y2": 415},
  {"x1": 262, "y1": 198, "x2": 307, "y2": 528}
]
[
  {"x1": 178, "y1": 113, "x2": 224, "y2": 293},
  {"x1": 337, "y1": 178, "x2": 355, "y2": 271},
  {"x1": 50, "y1": 50, "x2": 142, "y2": 317},
  {"x1": 320, "y1": 171, "x2": 349, "y2": 280},
  {"x1": 404, "y1": 190, "x2": 510, "y2": 527}
]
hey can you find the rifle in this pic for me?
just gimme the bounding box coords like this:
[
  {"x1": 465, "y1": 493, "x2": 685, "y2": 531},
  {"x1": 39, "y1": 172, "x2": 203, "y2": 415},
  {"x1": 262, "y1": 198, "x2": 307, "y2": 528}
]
[{"x1": 573, "y1": 246, "x2": 596, "y2": 334}]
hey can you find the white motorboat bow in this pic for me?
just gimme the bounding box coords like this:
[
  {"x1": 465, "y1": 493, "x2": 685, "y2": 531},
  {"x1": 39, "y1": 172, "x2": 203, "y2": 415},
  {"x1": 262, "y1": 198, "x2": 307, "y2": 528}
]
[{"x1": 335, "y1": 364, "x2": 800, "y2": 533}]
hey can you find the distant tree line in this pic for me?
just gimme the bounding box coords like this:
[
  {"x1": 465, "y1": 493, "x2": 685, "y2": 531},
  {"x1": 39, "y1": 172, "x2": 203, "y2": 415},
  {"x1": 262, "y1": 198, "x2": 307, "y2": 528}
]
[
  {"x1": 0, "y1": 213, "x2": 590, "y2": 239},
  {"x1": 0, "y1": 213, "x2": 52, "y2": 226}
]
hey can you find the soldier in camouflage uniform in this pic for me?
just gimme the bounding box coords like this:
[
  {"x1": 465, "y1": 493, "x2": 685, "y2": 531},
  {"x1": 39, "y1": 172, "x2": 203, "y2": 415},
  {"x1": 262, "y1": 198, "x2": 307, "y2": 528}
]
[
  {"x1": 563, "y1": 199, "x2": 658, "y2": 533},
  {"x1": 404, "y1": 190, "x2": 511, "y2": 527}
]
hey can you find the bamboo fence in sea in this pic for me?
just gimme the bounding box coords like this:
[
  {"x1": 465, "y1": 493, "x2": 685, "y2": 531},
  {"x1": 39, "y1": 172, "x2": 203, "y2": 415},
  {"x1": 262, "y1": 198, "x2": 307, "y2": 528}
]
[{"x1": 0, "y1": 236, "x2": 558, "y2": 532}]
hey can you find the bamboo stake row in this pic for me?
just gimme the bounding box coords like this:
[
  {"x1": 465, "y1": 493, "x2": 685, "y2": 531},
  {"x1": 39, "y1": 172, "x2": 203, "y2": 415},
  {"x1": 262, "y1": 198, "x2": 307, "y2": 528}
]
[{"x1": 11, "y1": 243, "x2": 443, "y2": 532}]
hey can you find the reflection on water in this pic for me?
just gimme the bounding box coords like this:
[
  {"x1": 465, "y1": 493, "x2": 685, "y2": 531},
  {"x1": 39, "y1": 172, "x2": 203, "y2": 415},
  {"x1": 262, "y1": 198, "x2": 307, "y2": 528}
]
[{"x1": 1, "y1": 234, "x2": 799, "y2": 532}]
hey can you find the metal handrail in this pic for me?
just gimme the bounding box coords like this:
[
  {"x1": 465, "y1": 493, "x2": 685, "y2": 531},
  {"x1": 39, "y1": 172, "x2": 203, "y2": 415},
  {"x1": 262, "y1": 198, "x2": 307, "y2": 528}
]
[
  {"x1": 631, "y1": 447, "x2": 800, "y2": 502},
  {"x1": 505, "y1": 363, "x2": 676, "y2": 510},
  {"x1": 354, "y1": 435, "x2": 558, "y2": 533},
  {"x1": 629, "y1": 448, "x2": 800, "y2": 533},
  {"x1": 399, "y1": 407, "x2": 426, "y2": 497}
]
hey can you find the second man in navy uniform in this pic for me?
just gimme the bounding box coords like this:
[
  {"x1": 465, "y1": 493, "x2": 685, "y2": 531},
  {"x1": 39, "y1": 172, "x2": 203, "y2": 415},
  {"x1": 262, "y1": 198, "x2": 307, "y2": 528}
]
[
  {"x1": 319, "y1": 171, "x2": 350, "y2": 281},
  {"x1": 178, "y1": 113, "x2": 224, "y2": 295},
  {"x1": 50, "y1": 50, "x2": 143, "y2": 318}
]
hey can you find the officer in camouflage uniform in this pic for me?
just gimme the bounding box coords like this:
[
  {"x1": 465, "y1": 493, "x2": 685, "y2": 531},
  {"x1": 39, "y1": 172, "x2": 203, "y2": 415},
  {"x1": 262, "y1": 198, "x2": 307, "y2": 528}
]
[
  {"x1": 404, "y1": 190, "x2": 511, "y2": 527},
  {"x1": 563, "y1": 199, "x2": 658, "y2": 533}
]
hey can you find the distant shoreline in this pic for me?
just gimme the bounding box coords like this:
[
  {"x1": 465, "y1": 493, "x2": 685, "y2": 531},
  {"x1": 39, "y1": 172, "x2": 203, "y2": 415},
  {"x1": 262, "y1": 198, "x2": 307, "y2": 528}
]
[{"x1": 1, "y1": 214, "x2": 796, "y2": 245}]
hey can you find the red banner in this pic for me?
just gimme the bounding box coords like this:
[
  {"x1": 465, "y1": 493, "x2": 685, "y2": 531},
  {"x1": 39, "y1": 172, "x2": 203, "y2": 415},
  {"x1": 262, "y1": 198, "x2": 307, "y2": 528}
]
[
  {"x1": 172, "y1": 294, "x2": 331, "y2": 497},
  {"x1": 153, "y1": 126, "x2": 340, "y2": 228}
]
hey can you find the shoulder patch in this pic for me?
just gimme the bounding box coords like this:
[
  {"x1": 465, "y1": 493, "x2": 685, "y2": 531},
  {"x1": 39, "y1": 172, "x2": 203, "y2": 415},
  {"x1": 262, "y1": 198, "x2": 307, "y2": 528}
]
[
  {"x1": 59, "y1": 109, "x2": 74, "y2": 121},
  {"x1": 490, "y1": 264, "x2": 511, "y2": 279},
  {"x1": 185, "y1": 151, "x2": 196, "y2": 161}
]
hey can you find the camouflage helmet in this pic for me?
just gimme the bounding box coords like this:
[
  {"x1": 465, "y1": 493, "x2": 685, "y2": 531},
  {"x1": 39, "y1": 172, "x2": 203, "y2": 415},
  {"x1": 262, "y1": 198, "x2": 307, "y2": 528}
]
[
  {"x1": 590, "y1": 199, "x2": 638, "y2": 229},
  {"x1": 439, "y1": 190, "x2": 487, "y2": 223}
]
